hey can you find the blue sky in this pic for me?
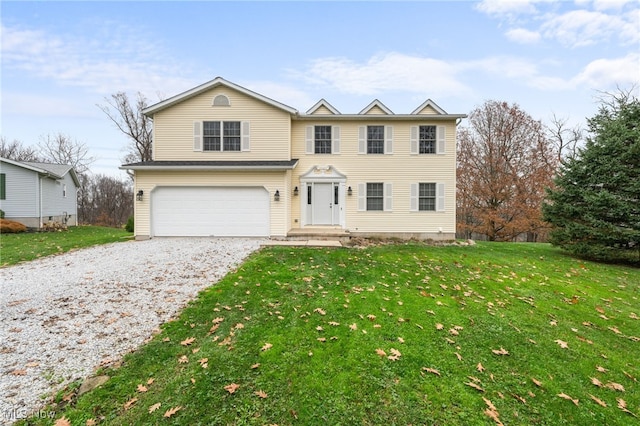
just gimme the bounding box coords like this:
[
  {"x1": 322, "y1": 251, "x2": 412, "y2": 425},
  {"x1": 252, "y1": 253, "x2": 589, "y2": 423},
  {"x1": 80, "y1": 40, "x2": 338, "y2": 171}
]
[{"x1": 2, "y1": 0, "x2": 639, "y2": 178}]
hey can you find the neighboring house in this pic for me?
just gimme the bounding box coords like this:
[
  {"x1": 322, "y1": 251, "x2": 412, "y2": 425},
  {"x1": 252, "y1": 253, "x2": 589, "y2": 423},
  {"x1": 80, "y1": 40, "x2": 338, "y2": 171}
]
[
  {"x1": 121, "y1": 77, "x2": 466, "y2": 240},
  {"x1": 0, "y1": 157, "x2": 80, "y2": 228}
]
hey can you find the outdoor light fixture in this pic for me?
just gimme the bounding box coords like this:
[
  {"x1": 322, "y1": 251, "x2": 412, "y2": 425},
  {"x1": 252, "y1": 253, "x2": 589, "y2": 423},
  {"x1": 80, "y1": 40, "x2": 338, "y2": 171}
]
[
  {"x1": 293, "y1": 186, "x2": 299, "y2": 196},
  {"x1": 274, "y1": 190, "x2": 280, "y2": 202},
  {"x1": 347, "y1": 186, "x2": 353, "y2": 196},
  {"x1": 136, "y1": 190, "x2": 144, "y2": 201}
]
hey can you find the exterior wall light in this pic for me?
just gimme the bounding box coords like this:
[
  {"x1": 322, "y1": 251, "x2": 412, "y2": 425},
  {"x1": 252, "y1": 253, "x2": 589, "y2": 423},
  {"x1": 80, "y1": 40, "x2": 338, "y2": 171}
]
[
  {"x1": 293, "y1": 186, "x2": 299, "y2": 196},
  {"x1": 136, "y1": 190, "x2": 144, "y2": 201},
  {"x1": 274, "y1": 190, "x2": 280, "y2": 202},
  {"x1": 347, "y1": 186, "x2": 353, "y2": 196}
]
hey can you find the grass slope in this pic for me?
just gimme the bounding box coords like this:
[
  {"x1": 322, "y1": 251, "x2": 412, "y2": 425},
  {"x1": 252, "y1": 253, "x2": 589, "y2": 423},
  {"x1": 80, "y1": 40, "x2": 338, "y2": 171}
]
[
  {"x1": 24, "y1": 242, "x2": 639, "y2": 425},
  {"x1": 0, "y1": 226, "x2": 131, "y2": 267}
]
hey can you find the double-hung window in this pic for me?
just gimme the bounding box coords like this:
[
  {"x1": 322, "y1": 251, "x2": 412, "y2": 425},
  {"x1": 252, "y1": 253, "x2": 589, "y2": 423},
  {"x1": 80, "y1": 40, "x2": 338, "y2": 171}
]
[
  {"x1": 314, "y1": 126, "x2": 332, "y2": 154},
  {"x1": 366, "y1": 183, "x2": 384, "y2": 211},
  {"x1": 367, "y1": 126, "x2": 385, "y2": 154},
  {"x1": 203, "y1": 121, "x2": 241, "y2": 151},
  {"x1": 418, "y1": 183, "x2": 436, "y2": 211},
  {"x1": 419, "y1": 126, "x2": 436, "y2": 154}
]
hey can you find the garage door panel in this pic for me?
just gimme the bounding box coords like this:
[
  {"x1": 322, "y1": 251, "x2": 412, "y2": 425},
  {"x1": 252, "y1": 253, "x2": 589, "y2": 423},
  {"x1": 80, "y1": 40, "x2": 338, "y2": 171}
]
[{"x1": 151, "y1": 187, "x2": 269, "y2": 237}]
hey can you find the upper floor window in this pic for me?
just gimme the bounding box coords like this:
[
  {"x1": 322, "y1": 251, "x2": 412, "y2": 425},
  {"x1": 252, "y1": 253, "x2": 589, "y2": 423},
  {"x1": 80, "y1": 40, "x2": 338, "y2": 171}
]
[
  {"x1": 419, "y1": 126, "x2": 436, "y2": 154},
  {"x1": 203, "y1": 121, "x2": 241, "y2": 151},
  {"x1": 314, "y1": 126, "x2": 332, "y2": 154},
  {"x1": 367, "y1": 126, "x2": 385, "y2": 154},
  {"x1": 305, "y1": 125, "x2": 340, "y2": 154}
]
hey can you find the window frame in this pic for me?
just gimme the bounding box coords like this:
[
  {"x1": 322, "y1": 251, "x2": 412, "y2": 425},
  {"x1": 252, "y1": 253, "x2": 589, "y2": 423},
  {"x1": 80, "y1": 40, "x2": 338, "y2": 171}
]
[
  {"x1": 314, "y1": 125, "x2": 332, "y2": 154},
  {"x1": 419, "y1": 125, "x2": 436, "y2": 154},
  {"x1": 366, "y1": 182, "x2": 384, "y2": 211},
  {"x1": 418, "y1": 182, "x2": 436, "y2": 211},
  {"x1": 367, "y1": 125, "x2": 385, "y2": 154},
  {"x1": 202, "y1": 120, "x2": 242, "y2": 152}
]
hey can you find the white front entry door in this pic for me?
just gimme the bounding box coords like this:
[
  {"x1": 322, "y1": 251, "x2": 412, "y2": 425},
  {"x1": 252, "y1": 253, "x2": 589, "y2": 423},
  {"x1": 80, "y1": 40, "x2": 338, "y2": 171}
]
[{"x1": 312, "y1": 183, "x2": 333, "y2": 225}]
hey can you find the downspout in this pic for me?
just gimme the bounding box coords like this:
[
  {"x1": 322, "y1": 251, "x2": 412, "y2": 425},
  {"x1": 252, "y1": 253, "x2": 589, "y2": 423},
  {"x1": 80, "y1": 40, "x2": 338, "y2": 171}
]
[{"x1": 39, "y1": 175, "x2": 43, "y2": 228}]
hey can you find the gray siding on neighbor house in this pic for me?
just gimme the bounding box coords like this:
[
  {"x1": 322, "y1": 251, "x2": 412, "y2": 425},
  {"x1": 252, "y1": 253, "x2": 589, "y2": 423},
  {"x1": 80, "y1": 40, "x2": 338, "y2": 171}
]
[
  {"x1": 41, "y1": 173, "x2": 78, "y2": 220},
  {"x1": 0, "y1": 161, "x2": 40, "y2": 217}
]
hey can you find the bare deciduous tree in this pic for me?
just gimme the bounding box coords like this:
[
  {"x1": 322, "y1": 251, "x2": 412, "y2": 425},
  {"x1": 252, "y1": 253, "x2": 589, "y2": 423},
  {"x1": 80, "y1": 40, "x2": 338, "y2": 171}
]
[
  {"x1": 457, "y1": 101, "x2": 559, "y2": 241},
  {"x1": 37, "y1": 133, "x2": 95, "y2": 176},
  {"x1": 98, "y1": 92, "x2": 153, "y2": 164},
  {"x1": 547, "y1": 114, "x2": 583, "y2": 163},
  {"x1": 0, "y1": 137, "x2": 42, "y2": 162},
  {"x1": 78, "y1": 174, "x2": 133, "y2": 226}
]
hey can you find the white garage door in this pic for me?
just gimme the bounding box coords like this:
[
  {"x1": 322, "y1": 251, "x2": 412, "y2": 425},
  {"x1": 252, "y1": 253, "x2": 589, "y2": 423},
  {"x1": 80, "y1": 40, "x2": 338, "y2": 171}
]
[{"x1": 151, "y1": 187, "x2": 269, "y2": 237}]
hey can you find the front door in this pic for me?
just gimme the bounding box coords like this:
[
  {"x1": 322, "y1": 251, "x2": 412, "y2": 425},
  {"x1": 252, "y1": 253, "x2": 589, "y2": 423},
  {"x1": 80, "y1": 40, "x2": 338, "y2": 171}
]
[{"x1": 312, "y1": 183, "x2": 333, "y2": 225}]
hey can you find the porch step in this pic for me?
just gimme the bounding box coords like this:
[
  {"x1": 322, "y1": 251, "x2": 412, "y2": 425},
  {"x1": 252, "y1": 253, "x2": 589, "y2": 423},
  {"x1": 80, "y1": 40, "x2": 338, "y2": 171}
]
[{"x1": 286, "y1": 227, "x2": 351, "y2": 241}]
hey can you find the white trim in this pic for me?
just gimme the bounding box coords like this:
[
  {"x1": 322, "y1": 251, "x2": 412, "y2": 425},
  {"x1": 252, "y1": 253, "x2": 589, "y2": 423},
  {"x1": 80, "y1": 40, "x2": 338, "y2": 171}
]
[
  {"x1": 411, "y1": 98, "x2": 448, "y2": 115},
  {"x1": 359, "y1": 99, "x2": 394, "y2": 115},
  {"x1": 306, "y1": 99, "x2": 341, "y2": 115},
  {"x1": 212, "y1": 94, "x2": 231, "y2": 106}
]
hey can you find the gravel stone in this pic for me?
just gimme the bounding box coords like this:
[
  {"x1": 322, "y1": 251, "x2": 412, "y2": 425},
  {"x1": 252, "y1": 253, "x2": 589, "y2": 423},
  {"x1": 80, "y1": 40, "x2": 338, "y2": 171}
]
[{"x1": 0, "y1": 237, "x2": 261, "y2": 425}]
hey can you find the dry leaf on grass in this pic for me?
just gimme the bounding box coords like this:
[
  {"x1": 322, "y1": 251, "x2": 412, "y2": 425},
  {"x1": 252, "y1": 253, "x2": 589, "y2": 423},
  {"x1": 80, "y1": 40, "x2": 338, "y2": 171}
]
[
  {"x1": 86, "y1": 419, "x2": 97, "y2": 426},
  {"x1": 422, "y1": 367, "x2": 441, "y2": 376},
  {"x1": 137, "y1": 384, "x2": 148, "y2": 393},
  {"x1": 591, "y1": 377, "x2": 604, "y2": 387},
  {"x1": 54, "y1": 418, "x2": 71, "y2": 426},
  {"x1": 314, "y1": 308, "x2": 326, "y2": 315},
  {"x1": 163, "y1": 406, "x2": 182, "y2": 418},
  {"x1": 178, "y1": 355, "x2": 189, "y2": 364},
  {"x1": 492, "y1": 347, "x2": 509, "y2": 356},
  {"x1": 148, "y1": 402, "x2": 161, "y2": 413},
  {"x1": 477, "y1": 363, "x2": 485, "y2": 372},
  {"x1": 589, "y1": 395, "x2": 607, "y2": 407},
  {"x1": 465, "y1": 381, "x2": 485, "y2": 392},
  {"x1": 455, "y1": 352, "x2": 463, "y2": 361},
  {"x1": 531, "y1": 377, "x2": 543, "y2": 387},
  {"x1": 557, "y1": 393, "x2": 579, "y2": 406},
  {"x1": 375, "y1": 348, "x2": 387, "y2": 357},
  {"x1": 484, "y1": 408, "x2": 504, "y2": 426},
  {"x1": 251, "y1": 363, "x2": 260, "y2": 369},
  {"x1": 261, "y1": 343, "x2": 273, "y2": 351},
  {"x1": 254, "y1": 390, "x2": 268, "y2": 399},
  {"x1": 605, "y1": 382, "x2": 625, "y2": 392},
  {"x1": 224, "y1": 383, "x2": 240, "y2": 394},
  {"x1": 180, "y1": 337, "x2": 196, "y2": 346},
  {"x1": 555, "y1": 339, "x2": 569, "y2": 349},
  {"x1": 124, "y1": 397, "x2": 138, "y2": 410},
  {"x1": 617, "y1": 398, "x2": 638, "y2": 417}
]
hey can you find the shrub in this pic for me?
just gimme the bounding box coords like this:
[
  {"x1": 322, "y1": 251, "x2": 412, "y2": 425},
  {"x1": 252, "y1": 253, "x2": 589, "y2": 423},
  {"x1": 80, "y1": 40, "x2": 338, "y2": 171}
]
[
  {"x1": 0, "y1": 219, "x2": 27, "y2": 233},
  {"x1": 125, "y1": 216, "x2": 134, "y2": 233},
  {"x1": 0, "y1": 209, "x2": 4, "y2": 219}
]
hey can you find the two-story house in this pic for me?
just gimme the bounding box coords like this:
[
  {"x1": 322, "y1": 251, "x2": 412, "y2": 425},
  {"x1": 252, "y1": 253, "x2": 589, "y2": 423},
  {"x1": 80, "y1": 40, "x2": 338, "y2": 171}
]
[{"x1": 121, "y1": 77, "x2": 466, "y2": 240}]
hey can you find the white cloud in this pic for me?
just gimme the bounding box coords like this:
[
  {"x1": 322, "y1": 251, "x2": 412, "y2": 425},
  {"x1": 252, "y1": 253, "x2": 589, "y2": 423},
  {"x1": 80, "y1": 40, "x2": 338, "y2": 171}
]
[
  {"x1": 292, "y1": 52, "x2": 472, "y2": 99},
  {"x1": 572, "y1": 52, "x2": 640, "y2": 88},
  {"x1": 1, "y1": 92, "x2": 98, "y2": 118},
  {"x1": 475, "y1": 0, "x2": 539, "y2": 17},
  {"x1": 505, "y1": 28, "x2": 542, "y2": 44},
  {"x1": 0, "y1": 23, "x2": 193, "y2": 97},
  {"x1": 541, "y1": 9, "x2": 639, "y2": 47}
]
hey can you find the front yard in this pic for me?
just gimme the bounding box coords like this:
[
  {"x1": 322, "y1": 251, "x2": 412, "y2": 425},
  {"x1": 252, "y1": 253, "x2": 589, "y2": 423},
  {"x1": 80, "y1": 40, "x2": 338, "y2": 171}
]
[
  {"x1": 19, "y1": 241, "x2": 639, "y2": 425},
  {"x1": 0, "y1": 226, "x2": 131, "y2": 267}
]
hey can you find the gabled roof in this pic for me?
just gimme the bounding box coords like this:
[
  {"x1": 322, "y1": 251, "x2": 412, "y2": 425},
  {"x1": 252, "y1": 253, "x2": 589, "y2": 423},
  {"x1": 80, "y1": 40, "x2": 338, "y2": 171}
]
[
  {"x1": 143, "y1": 77, "x2": 299, "y2": 117},
  {"x1": 411, "y1": 99, "x2": 447, "y2": 115},
  {"x1": 359, "y1": 99, "x2": 394, "y2": 115},
  {"x1": 1, "y1": 157, "x2": 80, "y2": 186},
  {"x1": 306, "y1": 99, "x2": 341, "y2": 115}
]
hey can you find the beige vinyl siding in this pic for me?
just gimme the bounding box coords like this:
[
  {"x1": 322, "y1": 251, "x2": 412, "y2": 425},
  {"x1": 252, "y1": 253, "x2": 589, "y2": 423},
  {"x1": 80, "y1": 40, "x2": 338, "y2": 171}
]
[
  {"x1": 310, "y1": 105, "x2": 336, "y2": 115},
  {"x1": 134, "y1": 170, "x2": 289, "y2": 238},
  {"x1": 415, "y1": 105, "x2": 440, "y2": 115},
  {"x1": 152, "y1": 86, "x2": 291, "y2": 161},
  {"x1": 290, "y1": 120, "x2": 457, "y2": 234},
  {"x1": 362, "y1": 105, "x2": 390, "y2": 115}
]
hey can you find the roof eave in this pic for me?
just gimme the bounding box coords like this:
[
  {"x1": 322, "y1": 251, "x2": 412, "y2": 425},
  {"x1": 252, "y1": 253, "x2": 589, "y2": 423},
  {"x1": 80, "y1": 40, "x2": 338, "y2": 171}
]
[{"x1": 295, "y1": 114, "x2": 467, "y2": 121}]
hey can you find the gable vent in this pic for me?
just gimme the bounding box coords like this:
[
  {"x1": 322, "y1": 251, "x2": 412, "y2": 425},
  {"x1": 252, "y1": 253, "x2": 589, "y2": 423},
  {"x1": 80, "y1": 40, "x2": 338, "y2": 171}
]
[{"x1": 213, "y1": 94, "x2": 231, "y2": 106}]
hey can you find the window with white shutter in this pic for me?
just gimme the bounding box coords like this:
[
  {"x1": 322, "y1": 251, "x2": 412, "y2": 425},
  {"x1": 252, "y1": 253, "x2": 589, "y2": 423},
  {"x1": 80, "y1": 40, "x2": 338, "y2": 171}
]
[{"x1": 193, "y1": 121, "x2": 202, "y2": 152}]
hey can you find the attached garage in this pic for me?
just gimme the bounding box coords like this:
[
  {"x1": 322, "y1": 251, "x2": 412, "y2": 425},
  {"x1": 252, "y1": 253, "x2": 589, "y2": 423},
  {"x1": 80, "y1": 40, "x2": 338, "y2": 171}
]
[{"x1": 151, "y1": 186, "x2": 269, "y2": 237}]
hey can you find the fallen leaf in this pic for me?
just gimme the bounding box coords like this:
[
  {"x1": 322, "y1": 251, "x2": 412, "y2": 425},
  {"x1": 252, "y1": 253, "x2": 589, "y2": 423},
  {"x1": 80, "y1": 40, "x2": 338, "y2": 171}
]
[
  {"x1": 483, "y1": 397, "x2": 497, "y2": 411},
  {"x1": 349, "y1": 323, "x2": 358, "y2": 331},
  {"x1": 484, "y1": 408, "x2": 504, "y2": 426},
  {"x1": 512, "y1": 393, "x2": 527, "y2": 404},
  {"x1": 557, "y1": 393, "x2": 579, "y2": 406},
  {"x1": 449, "y1": 328, "x2": 459, "y2": 336},
  {"x1": 10, "y1": 369, "x2": 27, "y2": 376},
  {"x1": 477, "y1": 362, "x2": 485, "y2": 372},
  {"x1": 251, "y1": 363, "x2": 260, "y2": 369},
  {"x1": 314, "y1": 308, "x2": 326, "y2": 315},
  {"x1": 375, "y1": 348, "x2": 387, "y2": 357},
  {"x1": 596, "y1": 366, "x2": 608, "y2": 373},
  {"x1": 137, "y1": 384, "x2": 148, "y2": 393},
  {"x1": 422, "y1": 367, "x2": 441, "y2": 376},
  {"x1": 163, "y1": 406, "x2": 182, "y2": 418},
  {"x1": 367, "y1": 314, "x2": 376, "y2": 321},
  {"x1": 147, "y1": 378, "x2": 155, "y2": 385},
  {"x1": 224, "y1": 383, "x2": 240, "y2": 394},
  {"x1": 261, "y1": 343, "x2": 273, "y2": 351},
  {"x1": 455, "y1": 352, "x2": 463, "y2": 361},
  {"x1": 124, "y1": 397, "x2": 138, "y2": 410},
  {"x1": 86, "y1": 419, "x2": 97, "y2": 426},
  {"x1": 255, "y1": 390, "x2": 268, "y2": 399},
  {"x1": 617, "y1": 398, "x2": 637, "y2": 417},
  {"x1": 435, "y1": 323, "x2": 444, "y2": 330},
  {"x1": 328, "y1": 321, "x2": 340, "y2": 326},
  {"x1": 465, "y1": 381, "x2": 485, "y2": 392},
  {"x1": 148, "y1": 402, "x2": 161, "y2": 413},
  {"x1": 589, "y1": 394, "x2": 607, "y2": 407},
  {"x1": 54, "y1": 418, "x2": 71, "y2": 426},
  {"x1": 605, "y1": 382, "x2": 625, "y2": 392},
  {"x1": 555, "y1": 339, "x2": 568, "y2": 349},
  {"x1": 316, "y1": 326, "x2": 324, "y2": 331},
  {"x1": 531, "y1": 377, "x2": 543, "y2": 387},
  {"x1": 492, "y1": 347, "x2": 509, "y2": 356},
  {"x1": 178, "y1": 355, "x2": 188, "y2": 364},
  {"x1": 180, "y1": 337, "x2": 195, "y2": 346}
]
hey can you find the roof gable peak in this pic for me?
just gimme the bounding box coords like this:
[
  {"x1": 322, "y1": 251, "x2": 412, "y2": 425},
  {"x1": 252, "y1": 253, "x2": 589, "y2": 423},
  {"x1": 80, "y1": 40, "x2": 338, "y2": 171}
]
[
  {"x1": 359, "y1": 99, "x2": 394, "y2": 115},
  {"x1": 411, "y1": 99, "x2": 447, "y2": 115},
  {"x1": 306, "y1": 99, "x2": 341, "y2": 115}
]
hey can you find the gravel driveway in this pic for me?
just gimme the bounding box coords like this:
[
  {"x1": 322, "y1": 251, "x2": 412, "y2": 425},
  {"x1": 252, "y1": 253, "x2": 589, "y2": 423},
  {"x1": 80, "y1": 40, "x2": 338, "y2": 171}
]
[{"x1": 0, "y1": 238, "x2": 262, "y2": 425}]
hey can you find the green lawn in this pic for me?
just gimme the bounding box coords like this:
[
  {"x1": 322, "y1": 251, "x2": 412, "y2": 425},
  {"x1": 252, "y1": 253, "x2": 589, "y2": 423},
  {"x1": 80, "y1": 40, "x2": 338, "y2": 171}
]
[
  {"x1": 0, "y1": 225, "x2": 132, "y2": 267},
  {"x1": 23, "y1": 242, "x2": 640, "y2": 425}
]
